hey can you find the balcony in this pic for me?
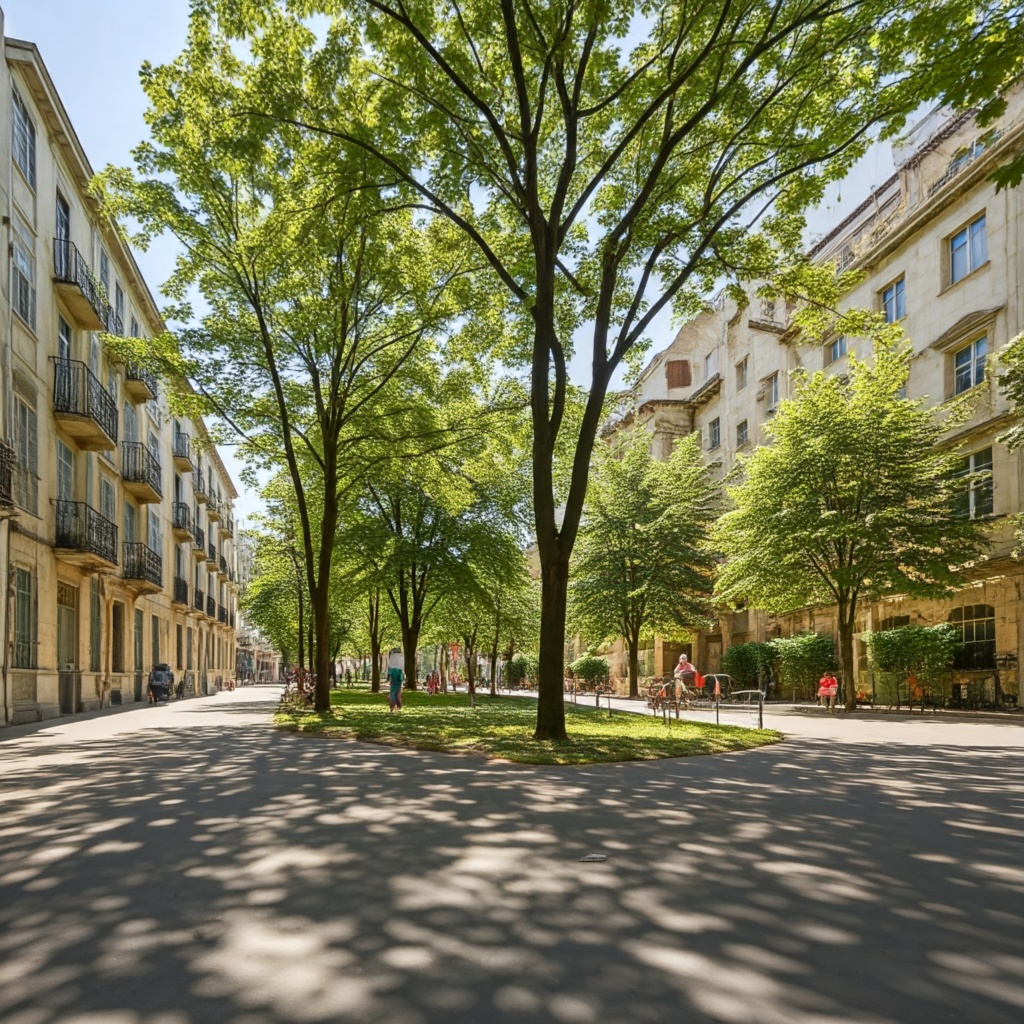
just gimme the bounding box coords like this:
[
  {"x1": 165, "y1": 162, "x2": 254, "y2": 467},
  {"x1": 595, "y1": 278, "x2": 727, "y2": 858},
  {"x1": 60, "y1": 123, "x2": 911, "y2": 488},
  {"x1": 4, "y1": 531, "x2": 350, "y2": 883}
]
[
  {"x1": 121, "y1": 442, "x2": 162, "y2": 503},
  {"x1": 219, "y1": 515, "x2": 233, "y2": 539},
  {"x1": 54, "y1": 500, "x2": 118, "y2": 570},
  {"x1": 206, "y1": 500, "x2": 221, "y2": 523},
  {"x1": 173, "y1": 432, "x2": 192, "y2": 470},
  {"x1": 206, "y1": 594, "x2": 216, "y2": 619},
  {"x1": 229, "y1": 611, "x2": 236, "y2": 629},
  {"x1": 172, "y1": 502, "x2": 192, "y2": 539},
  {"x1": 52, "y1": 359, "x2": 118, "y2": 451},
  {"x1": 193, "y1": 588, "x2": 205, "y2": 614},
  {"x1": 193, "y1": 467, "x2": 207, "y2": 503},
  {"x1": 103, "y1": 304, "x2": 124, "y2": 337},
  {"x1": 123, "y1": 541, "x2": 162, "y2": 594},
  {"x1": 192, "y1": 524, "x2": 206, "y2": 559},
  {"x1": 219, "y1": 555, "x2": 228, "y2": 578},
  {"x1": 172, "y1": 576, "x2": 189, "y2": 606},
  {"x1": 218, "y1": 605, "x2": 228, "y2": 625},
  {"x1": 0, "y1": 440, "x2": 14, "y2": 511},
  {"x1": 124, "y1": 363, "x2": 157, "y2": 403},
  {"x1": 52, "y1": 239, "x2": 108, "y2": 332},
  {"x1": 207, "y1": 542, "x2": 218, "y2": 570}
]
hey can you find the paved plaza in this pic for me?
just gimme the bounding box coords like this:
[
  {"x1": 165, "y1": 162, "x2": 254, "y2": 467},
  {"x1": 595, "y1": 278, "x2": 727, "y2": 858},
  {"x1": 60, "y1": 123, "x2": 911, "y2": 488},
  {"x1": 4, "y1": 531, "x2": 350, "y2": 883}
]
[{"x1": 1, "y1": 687, "x2": 1022, "y2": 1024}]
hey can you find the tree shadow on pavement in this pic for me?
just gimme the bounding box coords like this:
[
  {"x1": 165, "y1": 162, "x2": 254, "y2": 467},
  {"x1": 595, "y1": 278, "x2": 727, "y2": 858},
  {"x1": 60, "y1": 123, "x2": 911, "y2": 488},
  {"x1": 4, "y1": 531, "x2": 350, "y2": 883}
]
[{"x1": 1, "y1": 726, "x2": 1022, "y2": 1024}]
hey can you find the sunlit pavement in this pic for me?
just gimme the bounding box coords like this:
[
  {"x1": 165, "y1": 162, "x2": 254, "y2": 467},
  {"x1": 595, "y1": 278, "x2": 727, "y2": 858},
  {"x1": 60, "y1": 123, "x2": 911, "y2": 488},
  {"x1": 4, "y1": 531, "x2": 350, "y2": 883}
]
[{"x1": 2, "y1": 686, "x2": 1022, "y2": 1024}]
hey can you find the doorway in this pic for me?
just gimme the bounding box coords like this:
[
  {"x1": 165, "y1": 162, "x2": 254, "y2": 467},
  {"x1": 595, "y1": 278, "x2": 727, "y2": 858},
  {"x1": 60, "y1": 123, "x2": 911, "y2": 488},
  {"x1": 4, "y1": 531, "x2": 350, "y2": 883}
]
[{"x1": 57, "y1": 582, "x2": 78, "y2": 714}]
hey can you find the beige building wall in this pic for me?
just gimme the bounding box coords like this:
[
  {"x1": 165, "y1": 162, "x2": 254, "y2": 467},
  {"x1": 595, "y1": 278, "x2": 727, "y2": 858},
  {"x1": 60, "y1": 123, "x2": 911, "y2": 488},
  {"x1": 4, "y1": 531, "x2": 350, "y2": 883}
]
[
  {"x1": 615, "y1": 89, "x2": 1024, "y2": 702},
  {"x1": 1, "y1": 34, "x2": 242, "y2": 724}
]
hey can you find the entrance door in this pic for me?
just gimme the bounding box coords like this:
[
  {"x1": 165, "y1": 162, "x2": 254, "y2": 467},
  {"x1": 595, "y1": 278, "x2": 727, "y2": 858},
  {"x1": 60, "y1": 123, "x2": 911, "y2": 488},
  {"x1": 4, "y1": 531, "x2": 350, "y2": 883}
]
[
  {"x1": 134, "y1": 608, "x2": 144, "y2": 700},
  {"x1": 57, "y1": 582, "x2": 78, "y2": 714}
]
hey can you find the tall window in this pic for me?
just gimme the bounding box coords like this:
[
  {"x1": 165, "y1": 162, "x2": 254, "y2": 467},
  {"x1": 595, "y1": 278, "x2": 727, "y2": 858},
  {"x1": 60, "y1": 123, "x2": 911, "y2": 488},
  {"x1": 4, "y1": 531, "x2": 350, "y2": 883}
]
[
  {"x1": 114, "y1": 282, "x2": 125, "y2": 333},
  {"x1": 881, "y1": 278, "x2": 905, "y2": 323},
  {"x1": 176, "y1": 624, "x2": 183, "y2": 670},
  {"x1": 90, "y1": 578, "x2": 102, "y2": 672},
  {"x1": 736, "y1": 420, "x2": 749, "y2": 447},
  {"x1": 186, "y1": 626, "x2": 193, "y2": 670},
  {"x1": 58, "y1": 317, "x2": 72, "y2": 363},
  {"x1": 950, "y1": 214, "x2": 986, "y2": 284},
  {"x1": 12, "y1": 88, "x2": 36, "y2": 188},
  {"x1": 99, "y1": 250, "x2": 110, "y2": 295},
  {"x1": 828, "y1": 335, "x2": 848, "y2": 365},
  {"x1": 949, "y1": 604, "x2": 995, "y2": 670},
  {"x1": 100, "y1": 477, "x2": 115, "y2": 523},
  {"x1": 954, "y1": 447, "x2": 993, "y2": 519},
  {"x1": 704, "y1": 349, "x2": 719, "y2": 380},
  {"x1": 56, "y1": 441, "x2": 74, "y2": 501},
  {"x1": 12, "y1": 214, "x2": 36, "y2": 330},
  {"x1": 148, "y1": 508, "x2": 161, "y2": 553},
  {"x1": 13, "y1": 569, "x2": 36, "y2": 668},
  {"x1": 130, "y1": 316, "x2": 139, "y2": 338},
  {"x1": 954, "y1": 336, "x2": 987, "y2": 395},
  {"x1": 736, "y1": 357, "x2": 748, "y2": 391},
  {"x1": 152, "y1": 614, "x2": 160, "y2": 666},
  {"x1": 14, "y1": 396, "x2": 38, "y2": 515},
  {"x1": 708, "y1": 418, "x2": 721, "y2": 450},
  {"x1": 766, "y1": 373, "x2": 780, "y2": 409}
]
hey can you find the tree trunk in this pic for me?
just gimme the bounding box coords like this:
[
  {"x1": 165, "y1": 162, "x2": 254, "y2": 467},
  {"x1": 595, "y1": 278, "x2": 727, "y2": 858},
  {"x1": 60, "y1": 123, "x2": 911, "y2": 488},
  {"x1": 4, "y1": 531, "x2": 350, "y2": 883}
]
[
  {"x1": 402, "y1": 627, "x2": 418, "y2": 690},
  {"x1": 368, "y1": 594, "x2": 382, "y2": 693},
  {"x1": 465, "y1": 644, "x2": 476, "y2": 707},
  {"x1": 535, "y1": 556, "x2": 569, "y2": 740},
  {"x1": 312, "y1": 586, "x2": 332, "y2": 713},
  {"x1": 838, "y1": 604, "x2": 857, "y2": 711},
  {"x1": 627, "y1": 632, "x2": 640, "y2": 699},
  {"x1": 297, "y1": 592, "x2": 305, "y2": 672},
  {"x1": 489, "y1": 645, "x2": 498, "y2": 697}
]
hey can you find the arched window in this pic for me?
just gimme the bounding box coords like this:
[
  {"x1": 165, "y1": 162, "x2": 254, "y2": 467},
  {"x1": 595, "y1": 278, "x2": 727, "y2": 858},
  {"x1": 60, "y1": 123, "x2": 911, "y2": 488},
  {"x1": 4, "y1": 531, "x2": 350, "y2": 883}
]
[
  {"x1": 948, "y1": 605, "x2": 996, "y2": 670},
  {"x1": 878, "y1": 615, "x2": 911, "y2": 632}
]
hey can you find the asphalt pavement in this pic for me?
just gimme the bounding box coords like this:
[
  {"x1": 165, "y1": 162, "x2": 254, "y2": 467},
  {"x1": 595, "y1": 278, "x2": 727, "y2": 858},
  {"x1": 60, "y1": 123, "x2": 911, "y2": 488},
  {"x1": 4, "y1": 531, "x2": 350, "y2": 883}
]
[{"x1": 1, "y1": 685, "x2": 1022, "y2": 1024}]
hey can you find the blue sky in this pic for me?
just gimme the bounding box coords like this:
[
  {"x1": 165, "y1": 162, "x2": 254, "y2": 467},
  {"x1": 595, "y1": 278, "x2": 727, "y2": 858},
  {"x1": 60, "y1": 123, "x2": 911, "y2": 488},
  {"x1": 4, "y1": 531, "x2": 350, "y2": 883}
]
[{"x1": 9, "y1": 1, "x2": 895, "y2": 518}]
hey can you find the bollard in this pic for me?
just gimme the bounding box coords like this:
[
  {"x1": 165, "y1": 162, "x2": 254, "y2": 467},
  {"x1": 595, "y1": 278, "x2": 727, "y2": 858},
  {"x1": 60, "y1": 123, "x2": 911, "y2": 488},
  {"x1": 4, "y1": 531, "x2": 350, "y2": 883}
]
[{"x1": 716, "y1": 693, "x2": 720, "y2": 725}]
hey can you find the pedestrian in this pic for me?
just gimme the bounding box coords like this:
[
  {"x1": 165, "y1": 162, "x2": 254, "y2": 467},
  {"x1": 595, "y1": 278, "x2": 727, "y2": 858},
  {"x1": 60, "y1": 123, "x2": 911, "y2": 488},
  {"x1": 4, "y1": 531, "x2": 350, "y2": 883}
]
[
  {"x1": 345, "y1": 668, "x2": 352, "y2": 689},
  {"x1": 386, "y1": 650, "x2": 404, "y2": 713},
  {"x1": 818, "y1": 670, "x2": 839, "y2": 710}
]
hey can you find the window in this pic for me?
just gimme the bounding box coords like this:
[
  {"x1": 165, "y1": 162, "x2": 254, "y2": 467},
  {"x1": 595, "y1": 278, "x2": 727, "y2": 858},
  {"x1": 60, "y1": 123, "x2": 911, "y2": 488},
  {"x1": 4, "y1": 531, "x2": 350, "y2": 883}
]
[
  {"x1": 130, "y1": 316, "x2": 139, "y2": 339},
  {"x1": 90, "y1": 578, "x2": 102, "y2": 672},
  {"x1": 704, "y1": 349, "x2": 719, "y2": 380},
  {"x1": 149, "y1": 508, "x2": 161, "y2": 553},
  {"x1": 58, "y1": 317, "x2": 72, "y2": 363},
  {"x1": 953, "y1": 336, "x2": 987, "y2": 395},
  {"x1": 708, "y1": 417, "x2": 721, "y2": 450},
  {"x1": 99, "y1": 250, "x2": 110, "y2": 295},
  {"x1": 100, "y1": 477, "x2": 115, "y2": 523},
  {"x1": 665, "y1": 359, "x2": 691, "y2": 389},
  {"x1": 152, "y1": 614, "x2": 160, "y2": 667},
  {"x1": 736, "y1": 358, "x2": 748, "y2": 391},
  {"x1": 828, "y1": 335, "x2": 848, "y2": 365},
  {"x1": 736, "y1": 420, "x2": 749, "y2": 447},
  {"x1": 12, "y1": 89, "x2": 36, "y2": 188},
  {"x1": 948, "y1": 604, "x2": 996, "y2": 670},
  {"x1": 12, "y1": 214, "x2": 36, "y2": 330},
  {"x1": 56, "y1": 441, "x2": 74, "y2": 501},
  {"x1": 954, "y1": 447, "x2": 993, "y2": 519},
  {"x1": 881, "y1": 278, "x2": 905, "y2": 323},
  {"x1": 14, "y1": 397, "x2": 38, "y2": 515},
  {"x1": 878, "y1": 615, "x2": 911, "y2": 631},
  {"x1": 766, "y1": 373, "x2": 779, "y2": 409},
  {"x1": 124, "y1": 501, "x2": 136, "y2": 544},
  {"x1": 114, "y1": 283, "x2": 125, "y2": 333},
  {"x1": 950, "y1": 214, "x2": 986, "y2": 284},
  {"x1": 186, "y1": 627, "x2": 193, "y2": 670},
  {"x1": 176, "y1": 624, "x2": 183, "y2": 671},
  {"x1": 13, "y1": 569, "x2": 36, "y2": 668}
]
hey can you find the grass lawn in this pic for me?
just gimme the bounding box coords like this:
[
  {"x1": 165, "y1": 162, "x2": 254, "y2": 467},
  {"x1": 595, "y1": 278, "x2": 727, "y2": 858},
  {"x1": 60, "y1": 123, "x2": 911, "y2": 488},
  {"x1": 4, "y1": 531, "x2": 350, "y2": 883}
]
[{"x1": 274, "y1": 689, "x2": 781, "y2": 765}]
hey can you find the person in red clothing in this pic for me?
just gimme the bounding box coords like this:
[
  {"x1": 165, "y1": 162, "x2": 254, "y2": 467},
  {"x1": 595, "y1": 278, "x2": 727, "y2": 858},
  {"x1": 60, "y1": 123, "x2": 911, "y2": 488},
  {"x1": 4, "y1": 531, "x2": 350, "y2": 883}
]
[{"x1": 818, "y1": 671, "x2": 839, "y2": 710}]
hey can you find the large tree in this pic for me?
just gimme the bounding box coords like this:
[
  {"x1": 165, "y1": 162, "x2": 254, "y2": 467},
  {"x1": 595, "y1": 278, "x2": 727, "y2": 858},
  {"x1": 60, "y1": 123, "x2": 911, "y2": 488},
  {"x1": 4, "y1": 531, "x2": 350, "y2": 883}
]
[
  {"x1": 570, "y1": 430, "x2": 717, "y2": 698},
  {"x1": 220, "y1": 0, "x2": 1020, "y2": 738},
  {"x1": 99, "y1": 20, "x2": 464, "y2": 712},
  {"x1": 715, "y1": 338, "x2": 989, "y2": 710}
]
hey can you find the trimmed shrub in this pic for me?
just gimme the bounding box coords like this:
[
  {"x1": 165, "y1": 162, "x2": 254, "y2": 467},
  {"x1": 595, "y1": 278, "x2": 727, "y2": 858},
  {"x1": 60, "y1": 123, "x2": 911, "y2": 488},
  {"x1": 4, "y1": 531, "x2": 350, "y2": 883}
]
[
  {"x1": 722, "y1": 641, "x2": 775, "y2": 688},
  {"x1": 571, "y1": 654, "x2": 610, "y2": 685}
]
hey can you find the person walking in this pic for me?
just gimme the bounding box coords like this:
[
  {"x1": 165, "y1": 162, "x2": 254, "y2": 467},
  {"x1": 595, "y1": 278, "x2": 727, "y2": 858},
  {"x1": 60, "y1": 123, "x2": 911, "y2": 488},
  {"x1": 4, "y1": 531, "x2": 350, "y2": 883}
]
[
  {"x1": 386, "y1": 650, "x2": 404, "y2": 712},
  {"x1": 818, "y1": 670, "x2": 839, "y2": 711}
]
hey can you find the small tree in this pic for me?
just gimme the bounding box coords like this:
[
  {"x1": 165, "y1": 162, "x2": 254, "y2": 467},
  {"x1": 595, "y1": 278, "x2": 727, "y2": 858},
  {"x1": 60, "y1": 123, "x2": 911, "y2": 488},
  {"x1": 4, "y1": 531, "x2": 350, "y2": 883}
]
[
  {"x1": 864, "y1": 624, "x2": 961, "y2": 705},
  {"x1": 716, "y1": 338, "x2": 988, "y2": 709},
  {"x1": 570, "y1": 655, "x2": 609, "y2": 689},
  {"x1": 770, "y1": 632, "x2": 836, "y2": 701},
  {"x1": 570, "y1": 431, "x2": 717, "y2": 698},
  {"x1": 721, "y1": 642, "x2": 776, "y2": 691}
]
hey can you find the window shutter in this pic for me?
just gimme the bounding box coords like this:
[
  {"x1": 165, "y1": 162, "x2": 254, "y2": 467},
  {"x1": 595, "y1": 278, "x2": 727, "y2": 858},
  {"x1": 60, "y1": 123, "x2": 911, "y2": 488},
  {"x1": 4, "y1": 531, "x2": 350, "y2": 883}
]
[{"x1": 666, "y1": 359, "x2": 691, "y2": 389}]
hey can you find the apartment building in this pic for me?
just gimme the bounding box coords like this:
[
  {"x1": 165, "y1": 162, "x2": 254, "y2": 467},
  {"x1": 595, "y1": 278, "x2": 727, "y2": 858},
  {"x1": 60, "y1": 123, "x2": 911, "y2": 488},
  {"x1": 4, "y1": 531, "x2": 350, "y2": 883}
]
[
  {"x1": 0, "y1": 20, "x2": 242, "y2": 724},
  {"x1": 614, "y1": 87, "x2": 1024, "y2": 703}
]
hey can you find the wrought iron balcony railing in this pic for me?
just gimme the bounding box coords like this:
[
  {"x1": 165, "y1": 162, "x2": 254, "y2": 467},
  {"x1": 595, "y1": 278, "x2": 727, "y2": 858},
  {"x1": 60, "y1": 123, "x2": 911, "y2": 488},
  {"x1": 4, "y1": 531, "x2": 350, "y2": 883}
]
[
  {"x1": 218, "y1": 605, "x2": 228, "y2": 625},
  {"x1": 123, "y1": 541, "x2": 162, "y2": 589},
  {"x1": 0, "y1": 439, "x2": 14, "y2": 509},
  {"x1": 173, "y1": 576, "x2": 189, "y2": 605},
  {"x1": 193, "y1": 466, "x2": 207, "y2": 500},
  {"x1": 55, "y1": 500, "x2": 118, "y2": 565},
  {"x1": 206, "y1": 594, "x2": 216, "y2": 618},
  {"x1": 219, "y1": 555, "x2": 228, "y2": 576},
  {"x1": 52, "y1": 358, "x2": 118, "y2": 447},
  {"x1": 194, "y1": 524, "x2": 205, "y2": 550},
  {"x1": 208, "y1": 542, "x2": 217, "y2": 564},
  {"x1": 172, "y1": 502, "x2": 192, "y2": 534},
  {"x1": 121, "y1": 441, "x2": 162, "y2": 500},
  {"x1": 194, "y1": 588, "x2": 205, "y2": 613},
  {"x1": 125, "y1": 362, "x2": 157, "y2": 401},
  {"x1": 52, "y1": 239, "x2": 109, "y2": 331},
  {"x1": 173, "y1": 431, "x2": 191, "y2": 465}
]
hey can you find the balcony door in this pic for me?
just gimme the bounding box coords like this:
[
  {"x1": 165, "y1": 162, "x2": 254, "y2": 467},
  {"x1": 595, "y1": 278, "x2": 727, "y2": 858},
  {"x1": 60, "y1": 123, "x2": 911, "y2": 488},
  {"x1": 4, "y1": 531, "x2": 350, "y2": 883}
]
[
  {"x1": 123, "y1": 402, "x2": 138, "y2": 444},
  {"x1": 124, "y1": 501, "x2": 136, "y2": 544},
  {"x1": 55, "y1": 193, "x2": 70, "y2": 277},
  {"x1": 56, "y1": 582, "x2": 78, "y2": 673},
  {"x1": 56, "y1": 440, "x2": 74, "y2": 502}
]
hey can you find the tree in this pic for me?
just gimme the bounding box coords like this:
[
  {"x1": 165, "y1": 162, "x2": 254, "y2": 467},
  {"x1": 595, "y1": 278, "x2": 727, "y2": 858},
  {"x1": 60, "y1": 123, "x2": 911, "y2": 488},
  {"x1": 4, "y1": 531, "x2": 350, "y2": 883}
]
[
  {"x1": 98, "y1": 17, "x2": 464, "y2": 713},
  {"x1": 769, "y1": 632, "x2": 836, "y2": 702},
  {"x1": 209, "y1": 0, "x2": 1021, "y2": 739},
  {"x1": 715, "y1": 338, "x2": 988, "y2": 710},
  {"x1": 570, "y1": 654, "x2": 608, "y2": 687},
  {"x1": 569, "y1": 430, "x2": 717, "y2": 698}
]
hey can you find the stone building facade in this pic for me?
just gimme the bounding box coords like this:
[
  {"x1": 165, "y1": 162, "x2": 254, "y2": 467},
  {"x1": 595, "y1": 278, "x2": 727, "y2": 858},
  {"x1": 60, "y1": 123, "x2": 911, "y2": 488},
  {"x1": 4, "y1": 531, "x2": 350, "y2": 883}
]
[
  {"x1": 0, "y1": 22, "x2": 242, "y2": 724},
  {"x1": 612, "y1": 89, "x2": 1024, "y2": 704}
]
